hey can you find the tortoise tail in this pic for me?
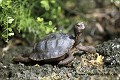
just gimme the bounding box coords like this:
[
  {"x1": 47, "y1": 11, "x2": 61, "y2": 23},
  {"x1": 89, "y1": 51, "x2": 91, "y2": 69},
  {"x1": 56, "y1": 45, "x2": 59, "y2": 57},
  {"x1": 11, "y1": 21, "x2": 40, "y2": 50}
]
[{"x1": 13, "y1": 57, "x2": 31, "y2": 63}]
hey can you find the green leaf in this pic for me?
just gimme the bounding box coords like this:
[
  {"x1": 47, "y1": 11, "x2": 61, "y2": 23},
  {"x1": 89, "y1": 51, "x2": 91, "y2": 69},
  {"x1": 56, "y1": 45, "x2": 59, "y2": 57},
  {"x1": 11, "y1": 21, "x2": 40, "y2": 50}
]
[
  {"x1": 48, "y1": 21, "x2": 52, "y2": 26},
  {"x1": 40, "y1": 0, "x2": 49, "y2": 10},
  {"x1": 8, "y1": 28, "x2": 12, "y2": 31},
  {"x1": 37, "y1": 17, "x2": 44, "y2": 22},
  {"x1": 8, "y1": 33, "x2": 14, "y2": 36},
  {"x1": 0, "y1": 0, "x2": 2, "y2": 4},
  {"x1": 7, "y1": 17, "x2": 14, "y2": 24}
]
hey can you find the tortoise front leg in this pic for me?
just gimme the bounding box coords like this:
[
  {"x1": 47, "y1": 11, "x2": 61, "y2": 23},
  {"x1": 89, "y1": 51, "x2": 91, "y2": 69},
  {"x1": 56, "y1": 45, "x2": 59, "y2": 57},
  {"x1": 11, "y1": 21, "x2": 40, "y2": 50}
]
[
  {"x1": 76, "y1": 45, "x2": 96, "y2": 54},
  {"x1": 58, "y1": 53, "x2": 74, "y2": 65}
]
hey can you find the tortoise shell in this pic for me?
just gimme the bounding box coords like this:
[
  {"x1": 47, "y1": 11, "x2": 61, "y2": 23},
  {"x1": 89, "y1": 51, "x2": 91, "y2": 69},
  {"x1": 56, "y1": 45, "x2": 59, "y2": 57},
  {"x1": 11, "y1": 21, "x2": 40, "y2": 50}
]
[{"x1": 29, "y1": 33, "x2": 75, "y2": 61}]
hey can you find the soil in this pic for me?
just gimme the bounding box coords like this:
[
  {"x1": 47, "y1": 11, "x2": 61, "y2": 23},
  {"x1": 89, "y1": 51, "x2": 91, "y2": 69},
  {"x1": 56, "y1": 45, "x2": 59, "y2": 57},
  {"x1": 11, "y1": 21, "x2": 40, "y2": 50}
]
[{"x1": 0, "y1": 38, "x2": 120, "y2": 80}]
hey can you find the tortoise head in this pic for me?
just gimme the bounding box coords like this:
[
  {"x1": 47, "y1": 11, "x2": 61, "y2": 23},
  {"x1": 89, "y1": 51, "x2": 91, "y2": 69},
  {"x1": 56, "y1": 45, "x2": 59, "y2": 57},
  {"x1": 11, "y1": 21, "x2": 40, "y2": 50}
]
[
  {"x1": 74, "y1": 22, "x2": 85, "y2": 46},
  {"x1": 74, "y1": 22, "x2": 85, "y2": 36}
]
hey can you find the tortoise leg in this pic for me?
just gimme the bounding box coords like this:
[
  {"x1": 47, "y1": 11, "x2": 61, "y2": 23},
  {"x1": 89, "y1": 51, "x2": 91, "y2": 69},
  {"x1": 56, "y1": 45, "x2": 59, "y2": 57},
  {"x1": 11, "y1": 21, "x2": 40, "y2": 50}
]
[
  {"x1": 58, "y1": 53, "x2": 74, "y2": 65},
  {"x1": 13, "y1": 57, "x2": 31, "y2": 63},
  {"x1": 76, "y1": 45, "x2": 96, "y2": 53}
]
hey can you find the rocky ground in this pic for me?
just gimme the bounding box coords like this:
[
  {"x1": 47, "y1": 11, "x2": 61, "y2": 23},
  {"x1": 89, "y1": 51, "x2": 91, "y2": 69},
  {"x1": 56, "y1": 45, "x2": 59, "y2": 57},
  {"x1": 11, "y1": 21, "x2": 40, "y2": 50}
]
[{"x1": 0, "y1": 38, "x2": 120, "y2": 80}]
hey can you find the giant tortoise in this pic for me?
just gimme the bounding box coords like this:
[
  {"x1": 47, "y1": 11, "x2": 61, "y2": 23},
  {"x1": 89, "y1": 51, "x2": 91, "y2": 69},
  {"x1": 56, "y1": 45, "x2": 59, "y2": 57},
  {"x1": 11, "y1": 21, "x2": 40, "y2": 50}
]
[{"x1": 13, "y1": 22, "x2": 96, "y2": 65}]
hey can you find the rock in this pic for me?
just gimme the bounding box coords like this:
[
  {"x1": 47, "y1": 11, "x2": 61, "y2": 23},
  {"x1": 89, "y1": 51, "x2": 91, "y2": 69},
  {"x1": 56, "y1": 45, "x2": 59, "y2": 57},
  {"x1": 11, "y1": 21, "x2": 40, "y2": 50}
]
[
  {"x1": 96, "y1": 38, "x2": 120, "y2": 66},
  {"x1": 0, "y1": 38, "x2": 120, "y2": 79}
]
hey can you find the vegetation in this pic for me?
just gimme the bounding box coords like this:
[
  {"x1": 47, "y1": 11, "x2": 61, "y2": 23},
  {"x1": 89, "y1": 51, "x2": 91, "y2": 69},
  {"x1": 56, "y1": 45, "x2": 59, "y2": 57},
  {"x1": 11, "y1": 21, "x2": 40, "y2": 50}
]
[
  {"x1": 0, "y1": 0, "x2": 60, "y2": 43},
  {"x1": 0, "y1": 0, "x2": 119, "y2": 45}
]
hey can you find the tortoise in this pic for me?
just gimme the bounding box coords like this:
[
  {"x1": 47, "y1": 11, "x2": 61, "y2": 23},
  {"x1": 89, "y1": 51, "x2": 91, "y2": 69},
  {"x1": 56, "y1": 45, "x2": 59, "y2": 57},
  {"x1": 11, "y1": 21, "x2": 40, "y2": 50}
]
[{"x1": 13, "y1": 22, "x2": 96, "y2": 65}]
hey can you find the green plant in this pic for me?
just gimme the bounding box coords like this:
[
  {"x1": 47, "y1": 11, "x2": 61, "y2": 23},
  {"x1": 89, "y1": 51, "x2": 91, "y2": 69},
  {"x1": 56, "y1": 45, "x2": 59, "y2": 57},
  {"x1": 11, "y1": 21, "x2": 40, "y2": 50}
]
[
  {"x1": 0, "y1": 0, "x2": 56, "y2": 43},
  {"x1": 0, "y1": 0, "x2": 86, "y2": 44},
  {"x1": 0, "y1": 0, "x2": 14, "y2": 42}
]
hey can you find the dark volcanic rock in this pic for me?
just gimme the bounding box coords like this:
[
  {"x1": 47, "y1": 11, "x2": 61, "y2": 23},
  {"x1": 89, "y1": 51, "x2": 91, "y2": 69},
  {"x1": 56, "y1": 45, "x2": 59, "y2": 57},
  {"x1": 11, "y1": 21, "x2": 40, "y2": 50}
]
[
  {"x1": 0, "y1": 39, "x2": 120, "y2": 80},
  {"x1": 96, "y1": 38, "x2": 120, "y2": 66}
]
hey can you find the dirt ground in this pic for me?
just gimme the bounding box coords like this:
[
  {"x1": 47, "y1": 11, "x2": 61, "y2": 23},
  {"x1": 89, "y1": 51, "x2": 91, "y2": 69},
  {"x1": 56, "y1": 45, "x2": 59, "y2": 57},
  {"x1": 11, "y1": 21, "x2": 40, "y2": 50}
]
[{"x1": 0, "y1": 38, "x2": 120, "y2": 80}]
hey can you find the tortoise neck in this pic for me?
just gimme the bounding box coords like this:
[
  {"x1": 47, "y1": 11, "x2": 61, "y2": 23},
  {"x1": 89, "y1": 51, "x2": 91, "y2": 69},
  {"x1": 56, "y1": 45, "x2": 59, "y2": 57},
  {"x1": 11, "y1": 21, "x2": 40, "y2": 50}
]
[{"x1": 74, "y1": 32, "x2": 82, "y2": 46}]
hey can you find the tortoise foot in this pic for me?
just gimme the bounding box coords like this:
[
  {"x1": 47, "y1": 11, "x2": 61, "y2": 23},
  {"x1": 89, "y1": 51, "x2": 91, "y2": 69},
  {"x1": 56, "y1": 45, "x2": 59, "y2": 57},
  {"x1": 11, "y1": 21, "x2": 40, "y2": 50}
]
[{"x1": 58, "y1": 54, "x2": 74, "y2": 65}]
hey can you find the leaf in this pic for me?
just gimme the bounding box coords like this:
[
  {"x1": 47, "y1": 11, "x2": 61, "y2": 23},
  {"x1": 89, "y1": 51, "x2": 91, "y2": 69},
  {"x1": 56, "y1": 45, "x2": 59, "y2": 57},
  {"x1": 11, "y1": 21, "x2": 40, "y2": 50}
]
[
  {"x1": 49, "y1": 21, "x2": 52, "y2": 26},
  {"x1": 8, "y1": 28, "x2": 12, "y2": 31},
  {"x1": 7, "y1": 17, "x2": 14, "y2": 24},
  {"x1": 0, "y1": 0, "x2": 2, "y2": 4},
  {"x1": 40, "y1": 0, "x2": 49, "y2": 10},
  {"x1": 37, "y1": 17, "x2": 44, "y2": 22},
  {"x1": 8, "y1": 33, "x2": 14, "y2": 36}
]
